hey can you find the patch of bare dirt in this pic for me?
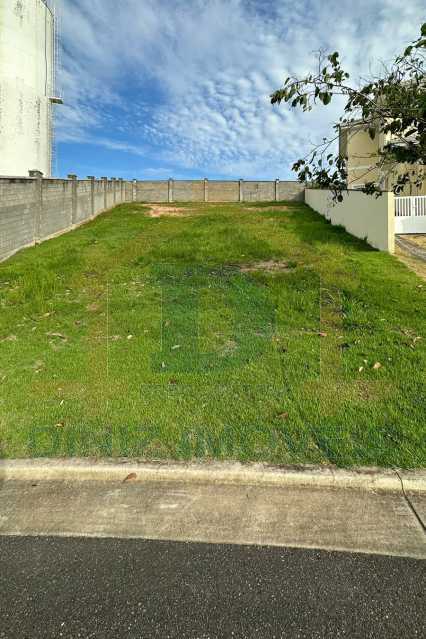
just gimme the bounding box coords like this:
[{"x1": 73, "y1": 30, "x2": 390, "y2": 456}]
[
  {"x1": 241, "y1": 206, "x2": 290, "y2": 213},
  {"x1": 239, "y1": 260, "x2": 295, "y2": 273},
  {"x1": 395, "y1": 247, "x2": 426, "y2": 281},
  {"x1": 146, "y1": 206, "x2": 191, "y2": 218}
]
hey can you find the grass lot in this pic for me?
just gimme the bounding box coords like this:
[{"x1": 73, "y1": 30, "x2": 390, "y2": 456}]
[{"x1": 0, "y1": 201, "x2": 425, "y2": 467}]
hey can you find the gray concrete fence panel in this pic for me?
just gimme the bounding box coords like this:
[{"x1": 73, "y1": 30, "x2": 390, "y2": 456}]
[{"x1": 0, "y1": 177, "x2": 304, "y2": 262}]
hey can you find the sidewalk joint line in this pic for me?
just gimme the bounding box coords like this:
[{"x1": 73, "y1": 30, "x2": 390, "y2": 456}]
[{"x1": 394, "y1": 469, "x2": 425, "y2": 534}]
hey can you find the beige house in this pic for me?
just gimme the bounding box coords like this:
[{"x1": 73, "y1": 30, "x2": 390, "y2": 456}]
[{"x1": 339, "y1": 122, "x2": 426, "y2": 196}]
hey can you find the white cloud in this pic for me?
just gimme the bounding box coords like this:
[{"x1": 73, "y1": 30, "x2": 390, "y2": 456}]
[{"x1": 57, "y1": 0, "x2": 425, "y2": 178}]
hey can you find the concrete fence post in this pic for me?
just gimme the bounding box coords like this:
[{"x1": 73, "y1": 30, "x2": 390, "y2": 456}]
[
  {"x1": 133, "y1": 180, "x2": 137, "y2": 202},
  {"x1": 87, "y1": 176, "x2": 95, "y2": 217},
  {"x1": 101, "y1": 177, "x2": 108, "y2": 210},
  {"x1": 275, "y1": 179, "x2": 280, "y2": 202},
  {"x1": 119, "y1": 178, "x2": 124, "y2": 203},
  {"x1": 111, "y1": 178, "x2": 117, "y2": 205},
  {"x1": 168, "y1": 178, "x2": 174, "y2": 203},
  {"x1": 204, "y1": 178, "x2": 208, "y2": 203},
  {"x1": 67, "y1": 174, "x2": 77, "y2": 226},
  {"x1": 29, "y1": 170, "x2": 43, "y2": 243},
  {"x1": 239, "y1": 179, "x2": 244, "y2": 202}
]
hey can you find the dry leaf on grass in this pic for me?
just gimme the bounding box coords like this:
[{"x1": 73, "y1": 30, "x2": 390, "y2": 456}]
[
  {"x1": 86, "y1": 302, "x2": 100, "y2": 312},
  {"x1": 277, "y1": 412, "x2": 289, "y2": 420},
  {"x1": 123, "y1": 472, "x2": 137, "y2": 483}
]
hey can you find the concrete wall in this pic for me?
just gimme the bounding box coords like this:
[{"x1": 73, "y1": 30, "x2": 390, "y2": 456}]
[
  {"x1": 0, "y1": 176, "x2": 132, "y2": 262},
  {"x1": 125, "y1": 181, "x2": 134, "y2": 202},
  {"x1": 0, "y1": 176, "x2": 304, "y2": 263},
  {"x1": 173, "y1": 180, "x2": 205, "y2": 202},
  {"x1": 0, "y1": 178, "x2": 38, "y2": 260},
  {"x1": 305, "y1": 188, "x2": 395, "y2": 253},
  {"x1": 134, "y1": 179, "x2": 304, "y2": 203},
  {"x1": 244, "y1": 181, "x2": 276, "y2": 202},
  {"x1": 76, "y1": 180, "x2": 92, "y2": 224},
  {"x1": 136, "y1": 181, "x2": 169, "y2": 202},
  {"x1": 94, "y1": 180, "x2": 105, "y2": 214},
  {"x1": 277, "y1": 181, "x2": 306, "y2": 202},
  {"x1": 0, "y1": 0, "x2": 56, "y2": 176},
  {"x1": 208, "y1": 181, "x2": 240, "y2": 202},
  {"x1": 106, "y1": 181, "x2": 114, "y2": 209},
  {"x1": 41, "y1": 179, "x2": 73, "y2": 237}
]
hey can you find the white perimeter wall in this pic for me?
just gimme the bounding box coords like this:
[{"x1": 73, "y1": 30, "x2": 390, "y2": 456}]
[
  {"x1": 305, "y1": 189, "x2": 395, "y2": 253},
  {"x1": 0, "y1": 0, "x2": 54, "y2": 177}
]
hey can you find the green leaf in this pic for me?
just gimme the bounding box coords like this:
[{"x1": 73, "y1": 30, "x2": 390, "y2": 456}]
[{"x1": 328, "y1": 51, "x2": 340, "y2": 65}]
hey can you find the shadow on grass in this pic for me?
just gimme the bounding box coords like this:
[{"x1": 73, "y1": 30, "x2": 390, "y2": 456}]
[{"x1": 259, "y1": 201, "x2": 376, "y2": 255}]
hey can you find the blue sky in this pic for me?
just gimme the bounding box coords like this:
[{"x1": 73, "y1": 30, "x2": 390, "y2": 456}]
[{"x1": 55, "y1": 0, "x2": 425, "y2": 180}]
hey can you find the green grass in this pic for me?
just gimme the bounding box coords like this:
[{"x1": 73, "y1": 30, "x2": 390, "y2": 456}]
[{"x1": 0, "y1": 201, "x2": 425, "y2": 467}]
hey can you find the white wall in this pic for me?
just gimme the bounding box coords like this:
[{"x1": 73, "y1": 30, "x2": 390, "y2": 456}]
[
  {"x1": 305, "y1": 189, "x2": 395, "y2": 253},
  {"x1": 0, "y1": 0, "x2": 54, "y2": 176}
]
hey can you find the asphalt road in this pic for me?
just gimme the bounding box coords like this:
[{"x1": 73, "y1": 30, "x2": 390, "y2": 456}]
[{"x1": 0, "y1": 537, "x2": 424, "y2": 638}]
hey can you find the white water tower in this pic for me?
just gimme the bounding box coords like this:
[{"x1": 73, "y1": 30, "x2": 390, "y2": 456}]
[{"x1": 0, "y1": 0, "x2": 62, "y2": 177}]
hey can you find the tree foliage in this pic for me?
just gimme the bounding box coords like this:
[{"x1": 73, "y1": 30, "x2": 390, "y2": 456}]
[{"x1": 271, "y1": 24, "x2": 426, "y2": 200}]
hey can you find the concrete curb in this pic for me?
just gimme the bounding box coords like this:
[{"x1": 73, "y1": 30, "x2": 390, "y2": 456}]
[{"x1": 1, "y1": 459, "x2": 425, "y2": 493}]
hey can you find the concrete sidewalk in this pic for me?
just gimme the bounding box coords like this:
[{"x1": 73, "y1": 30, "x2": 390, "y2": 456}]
[{"x1": 0, "y1": 460, "x2": 425, "y2": 559}]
